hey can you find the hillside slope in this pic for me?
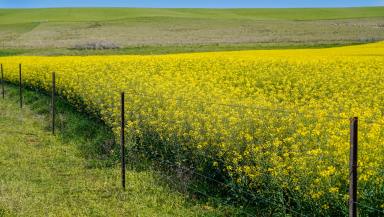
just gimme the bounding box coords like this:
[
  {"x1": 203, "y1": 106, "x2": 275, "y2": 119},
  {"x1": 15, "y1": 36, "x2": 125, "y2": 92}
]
[{"x1": 0, "y1": 7, "x2": 383, "y2": 55}]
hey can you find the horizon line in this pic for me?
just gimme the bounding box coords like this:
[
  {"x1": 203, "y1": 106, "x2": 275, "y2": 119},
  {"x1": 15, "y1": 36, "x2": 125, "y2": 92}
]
[{"x1": 1, "y1": 5, "x2": 384, "y2": 9}]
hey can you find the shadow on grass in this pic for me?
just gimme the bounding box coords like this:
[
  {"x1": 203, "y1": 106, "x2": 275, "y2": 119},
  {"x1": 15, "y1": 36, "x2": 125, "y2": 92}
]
[
  {"x1": 2, "y1": 83, "x2": 253, "y2": 216},
  {"x1": 4, "y1": 83, "x2": 118, "y2": 168}
]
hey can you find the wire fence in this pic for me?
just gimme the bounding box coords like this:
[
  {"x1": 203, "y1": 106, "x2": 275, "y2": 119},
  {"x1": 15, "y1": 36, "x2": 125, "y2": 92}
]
[
  {"x1": 118, "y1": 89, "x2": 353, "y2": 216},
  {"x1": 1, "y1": 63, "x2": 384, "y2": 216}
]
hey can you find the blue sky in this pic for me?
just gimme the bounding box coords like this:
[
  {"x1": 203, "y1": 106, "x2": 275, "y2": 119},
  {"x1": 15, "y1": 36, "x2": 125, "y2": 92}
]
[{"x1": 1, "y1": 0, "x2": 383, "y2": 8}]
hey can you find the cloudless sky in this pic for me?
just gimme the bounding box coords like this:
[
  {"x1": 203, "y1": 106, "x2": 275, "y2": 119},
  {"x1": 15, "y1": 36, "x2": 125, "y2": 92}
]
[{"x1": 1, "y1": 0, "x2": 384, "y2": 8}]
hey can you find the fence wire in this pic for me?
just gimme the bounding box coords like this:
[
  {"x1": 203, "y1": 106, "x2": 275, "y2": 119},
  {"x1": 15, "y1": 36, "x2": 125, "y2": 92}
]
[
  {"x1": 118, "y1": 89, "x2": 358, "y2": 216},
  {"x1": 2, "y1": 65, "x2": 384, "y2": 216}
]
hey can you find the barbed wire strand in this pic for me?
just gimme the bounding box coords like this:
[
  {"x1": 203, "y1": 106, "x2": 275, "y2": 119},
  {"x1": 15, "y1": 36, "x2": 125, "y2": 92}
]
[
  {"x1": 123, "y1": 88, "x2": 352, "y2": 121},
  {"x1": 129, "y1": 88, "x2": 384, "y2": 128},
  {"x1": 3, "y1": 72, "x2": 383, "y2": 215}
]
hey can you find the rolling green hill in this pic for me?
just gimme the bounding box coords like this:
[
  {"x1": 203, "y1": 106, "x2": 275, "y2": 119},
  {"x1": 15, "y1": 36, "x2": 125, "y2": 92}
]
[
  {"x1": 0, "y1": 7, "x2": 383, "y2": 24},
  {"x1": 0, "y1": 7, "x2": 383, "y2": 55}
]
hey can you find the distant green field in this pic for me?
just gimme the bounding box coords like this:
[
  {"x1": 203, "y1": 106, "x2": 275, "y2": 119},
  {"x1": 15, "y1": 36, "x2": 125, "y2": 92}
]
[
  {"x1": 0, "y1": 7, "x2": 384, "y2": 24},
  {"x1": 0, "y1": 7, "x2": 383, "y2": 55}
]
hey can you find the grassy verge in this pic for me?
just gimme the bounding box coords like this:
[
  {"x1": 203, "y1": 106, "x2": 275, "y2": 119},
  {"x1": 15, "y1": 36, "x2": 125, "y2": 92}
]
[
  {"x1": 0, "y1": 84, "x2": 243, "y2": 216},
  {"x1": 0, "y1": 50, "x2": 25, "y2": 57},
  {"x1": 0, "y1": 41, "x2": 372, "y2": 56}
]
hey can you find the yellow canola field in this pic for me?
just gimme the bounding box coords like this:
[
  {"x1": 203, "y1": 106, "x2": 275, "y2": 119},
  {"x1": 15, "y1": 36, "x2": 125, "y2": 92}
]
[{"x1": 1, "y1": 42, "x2": 384, "y2": 215}]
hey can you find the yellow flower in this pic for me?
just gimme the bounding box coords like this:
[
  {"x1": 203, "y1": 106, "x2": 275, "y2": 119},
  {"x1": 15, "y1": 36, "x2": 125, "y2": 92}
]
[
  {"x1": 329, "y1": 187, "x2": 339, "y2": 194},
  {"x1": 1, "y1": 41, "x2": 384, "y2": 210},
  {"x1": 311, "y1": 191, "x2": 324, "y2": 200},
  {"x1": 320, "y1": 166, "x2": 336, "y2": 177}
]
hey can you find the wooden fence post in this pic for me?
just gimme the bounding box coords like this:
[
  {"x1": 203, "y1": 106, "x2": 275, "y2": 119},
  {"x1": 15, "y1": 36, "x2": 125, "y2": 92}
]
[
  {"x1": 19, "y1": 64, "x2": 22, "y2": 108},
  {"x1": 349, "y1": 117, "x2": 358, "y2": 217},
  {"x1": 51, "y1": 72, "x2": 56, "y2": 135},
  {"x1": 121, "y1": 92, "x2": 126, "y2": 189}
]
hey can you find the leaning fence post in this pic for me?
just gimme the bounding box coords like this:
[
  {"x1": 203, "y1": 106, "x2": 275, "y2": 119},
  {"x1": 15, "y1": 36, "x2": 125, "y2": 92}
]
[
  {"x1": 120, "y1": 92, "x2": 126, "y2": 190},
  {"x1": 1, "y1": 64, "x2": 4, "y2": 99},
  {"x1": 19, "y1": 64, "x2": 22, "y2": 108},
  {"x1": 51, "y1": 72, "x2": 56, "y2": 135},
  {"x1": 349, "y1": 117, "x2": 358, "y2": 217}
]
